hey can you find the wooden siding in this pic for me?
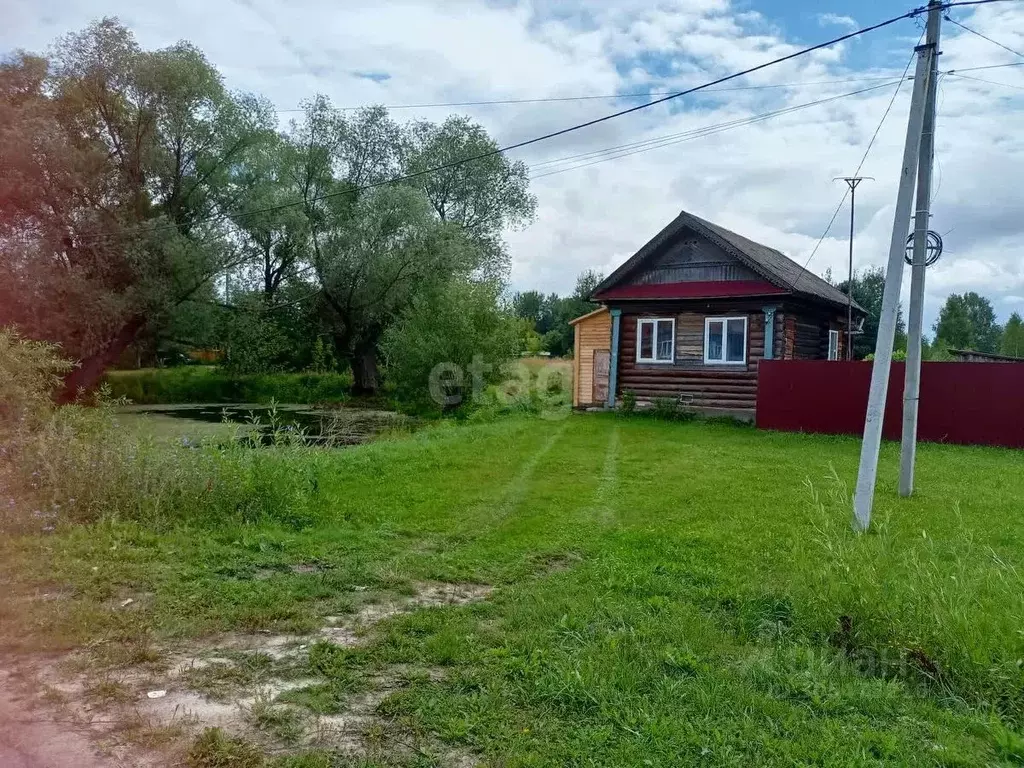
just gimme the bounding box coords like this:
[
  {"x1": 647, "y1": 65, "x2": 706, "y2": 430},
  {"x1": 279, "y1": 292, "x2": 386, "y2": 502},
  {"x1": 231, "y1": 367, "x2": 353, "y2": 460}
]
[
  {"x1": 612, "y1": 299, "x2": 852, "y2": 411},
  {"x1": 783, "y1": 315, "x2": 796, "y2": 359},
  {"x1": 629, "y1": 228, "x2": 761, "y2": 286},
  {"x1": 573, "y1": 310, "x2": 612, "y2": 407},
  {"x1": 794, "y1": 319, "x2": 822, "y2": 360},
  {"x1": 772, "y1": 310, "x2": 785, "y2": 359},
  {"x1": 618, "y1": 309, "x2": 764, "y2": 411}
]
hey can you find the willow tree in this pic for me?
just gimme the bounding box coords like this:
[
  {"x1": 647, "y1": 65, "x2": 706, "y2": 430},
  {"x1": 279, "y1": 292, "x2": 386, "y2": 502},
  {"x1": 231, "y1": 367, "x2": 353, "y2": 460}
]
[
  {"x1": 288, "y1": 100, "x2": 534, "y2": 393},
  {"x1": 0, "y1": 19, "x2": 274, "y2": 398}
]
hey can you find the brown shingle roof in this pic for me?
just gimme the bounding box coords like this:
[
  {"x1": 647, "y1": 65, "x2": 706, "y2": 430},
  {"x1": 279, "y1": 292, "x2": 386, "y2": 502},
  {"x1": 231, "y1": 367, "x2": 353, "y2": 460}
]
[{"x1": 593, "y1": 209, "x2": 865, "y2": 313}]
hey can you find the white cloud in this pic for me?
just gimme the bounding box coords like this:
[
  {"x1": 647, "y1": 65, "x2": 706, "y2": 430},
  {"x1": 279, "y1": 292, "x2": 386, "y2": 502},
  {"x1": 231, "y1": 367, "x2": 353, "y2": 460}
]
[
  {"x1": 3, "y1": 0, "x2": 1024, "y2": 333},
  {"x1": 818, "y1": 13, "x2": 858, "y2": 30}
]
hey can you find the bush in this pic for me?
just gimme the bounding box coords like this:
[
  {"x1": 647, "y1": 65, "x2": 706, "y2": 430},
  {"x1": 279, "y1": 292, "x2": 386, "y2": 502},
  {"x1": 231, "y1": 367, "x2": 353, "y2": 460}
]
[
  {"x1": 619, "y1": 390, "x2": 637, "y2": 414},
  {"x1": 651, "y1": 397, "x2": 680, "y2": 420},
  {"x1": 382, "y1": 279, "x2": 519, "y2": 413},
  {"x1": 104, "y1": 367, "x2": 352, "y2": 405},
  {"x1": 0, "y1": 328, "x2": 72, "y2": 437},
  {"x1": 864, "y1": 349, "x2": 907, "y2": 362}
]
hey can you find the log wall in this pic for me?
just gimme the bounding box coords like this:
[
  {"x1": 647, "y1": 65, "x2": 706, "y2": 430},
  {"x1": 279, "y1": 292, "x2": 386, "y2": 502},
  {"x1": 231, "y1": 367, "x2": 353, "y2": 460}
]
[
  {"x1": 613, "y1": 300, "x2": 852, "y2": 411},
  {"x1": 618, "y1": 309, "x2": 764, "y2": 411}
]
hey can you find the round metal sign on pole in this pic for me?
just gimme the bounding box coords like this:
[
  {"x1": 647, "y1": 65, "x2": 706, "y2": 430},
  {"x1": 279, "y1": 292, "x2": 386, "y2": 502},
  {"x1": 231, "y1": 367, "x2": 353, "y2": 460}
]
[{"x1": 904, "y1": 230, "x2": 943, "y2": 266}]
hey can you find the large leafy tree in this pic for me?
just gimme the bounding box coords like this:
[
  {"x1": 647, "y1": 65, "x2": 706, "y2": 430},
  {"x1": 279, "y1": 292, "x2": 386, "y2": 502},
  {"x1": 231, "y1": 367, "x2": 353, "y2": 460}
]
[
  {"x1": 403, "y1": 115, "x2": 534, "y2": 281},
  {"x1": 542, "y1": 270, "x2": 604, "y2": 357},
  {"x1": 290, "y1": 100, "x2": 534, "y2": 393},
  {"x1": 933, "y1": 292, "x2": 1002, "y2": 353},
  {"x1": 833, "y1": 267, "x2": 906, "y2": 359},
  {"x1": 0, "y1": 19, "x2": 274, "y2": 399},
  {"x1": 512, "y1": 290, "x2": 557, "y2": 335},
  {"x1": 1001, "y1": 312, "x2": 1024, "y2": 358},
  {"x1": 2, "y1": 22, "x2": 534, "y2": 396},
  {"x1": 228, "y1": 131, "x2": 309, "y2": 300}
]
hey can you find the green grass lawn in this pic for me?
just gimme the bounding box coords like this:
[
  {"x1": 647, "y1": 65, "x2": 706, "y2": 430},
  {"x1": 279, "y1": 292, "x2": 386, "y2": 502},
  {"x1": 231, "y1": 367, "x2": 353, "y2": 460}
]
[{"x1": 5, "y1": 414, "x2": 1024, "y2": 765}]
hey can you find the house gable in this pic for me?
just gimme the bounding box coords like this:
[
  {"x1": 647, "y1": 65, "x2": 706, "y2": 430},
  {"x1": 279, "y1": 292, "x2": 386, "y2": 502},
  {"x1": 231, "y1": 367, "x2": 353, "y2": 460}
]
[
  {"x1": 592, "y1": 208, "x2": 864, "y2": 314},
  {"x1": 626, "y1": 227, "x2": 763, "y2": 286}
]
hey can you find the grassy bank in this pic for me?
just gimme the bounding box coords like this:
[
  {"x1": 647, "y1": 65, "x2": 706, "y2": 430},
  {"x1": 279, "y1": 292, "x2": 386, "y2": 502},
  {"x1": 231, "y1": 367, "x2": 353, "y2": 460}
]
[
  {"x1": 4, "y1": 415, "x2": 1024, "y2": 764},
  {"x1": 104, "y1": 367, "x2": 353, "y2": 405}
]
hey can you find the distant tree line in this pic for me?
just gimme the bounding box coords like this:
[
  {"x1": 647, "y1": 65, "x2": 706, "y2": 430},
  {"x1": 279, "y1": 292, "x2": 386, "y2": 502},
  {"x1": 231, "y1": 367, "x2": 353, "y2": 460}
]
[
  {"x1": 510, "y1": 270, "x2": 604, "y2": 358},
  {"x1": 830, "y1": 268, "x2": 1023, "y2": 360}
]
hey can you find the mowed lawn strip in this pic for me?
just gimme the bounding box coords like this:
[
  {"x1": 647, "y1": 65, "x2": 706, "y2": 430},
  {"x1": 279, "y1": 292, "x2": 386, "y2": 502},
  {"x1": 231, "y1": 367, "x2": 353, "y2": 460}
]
[{"x1": 4, "y1": 414, "x2": 1024, "y2": 765}]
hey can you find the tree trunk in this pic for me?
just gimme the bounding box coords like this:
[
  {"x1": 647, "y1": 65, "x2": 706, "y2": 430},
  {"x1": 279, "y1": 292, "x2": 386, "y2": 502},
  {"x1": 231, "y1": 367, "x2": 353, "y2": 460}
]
[
  {"x1": 58, "y1": 315, "x2": 147, "y2": 403},
  {"x1": 349, "y1": 342, "x2": 381, "y2": 395}
]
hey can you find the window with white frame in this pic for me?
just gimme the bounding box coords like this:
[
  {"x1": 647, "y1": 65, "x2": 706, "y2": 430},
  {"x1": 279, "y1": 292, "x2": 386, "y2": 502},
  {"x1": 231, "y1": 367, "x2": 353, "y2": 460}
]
[
  {"x1": 828, "y1": 329, "x2": 840, "y2": 361},
  {"x1": 637, "y1": 318, "x2": 675, "y2": 363},
  {"x1": 704, "y1": 316, "x2": 747, "y2": 365}
]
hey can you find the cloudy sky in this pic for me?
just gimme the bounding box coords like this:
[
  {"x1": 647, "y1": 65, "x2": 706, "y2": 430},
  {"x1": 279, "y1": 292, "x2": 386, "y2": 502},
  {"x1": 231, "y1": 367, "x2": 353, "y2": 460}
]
[{"x1": 5, "y1": 0, "x2": 1024, "y2": 331}]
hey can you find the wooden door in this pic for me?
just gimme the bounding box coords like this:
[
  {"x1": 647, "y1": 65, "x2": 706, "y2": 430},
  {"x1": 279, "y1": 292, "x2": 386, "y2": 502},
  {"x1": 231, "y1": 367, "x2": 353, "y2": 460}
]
[{"x1": 592, "y1": 350, "x2": 610, "y2": 404}]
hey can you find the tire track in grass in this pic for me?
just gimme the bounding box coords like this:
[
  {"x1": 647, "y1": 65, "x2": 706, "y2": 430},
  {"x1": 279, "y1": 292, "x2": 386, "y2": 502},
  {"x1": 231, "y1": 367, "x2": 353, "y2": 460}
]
[
  {"x1": 595, "y1": 425, "x2": 621, "y2": 526},
  {"x1": 492, "y1": 424, "x2": 568, "y2": 519}
]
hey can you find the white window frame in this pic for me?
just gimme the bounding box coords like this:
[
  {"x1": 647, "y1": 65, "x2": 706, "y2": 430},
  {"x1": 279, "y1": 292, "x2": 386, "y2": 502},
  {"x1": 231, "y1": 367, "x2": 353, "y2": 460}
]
[
  {"x1": 703, "y1": 316, "x2": 748, "y2": 365},
  {"x1": 828, "y1": 329, "x2": 840, "y2": 361},
  {"x1": 636, "y1": 317, "x2": 676, "y2": 364}
]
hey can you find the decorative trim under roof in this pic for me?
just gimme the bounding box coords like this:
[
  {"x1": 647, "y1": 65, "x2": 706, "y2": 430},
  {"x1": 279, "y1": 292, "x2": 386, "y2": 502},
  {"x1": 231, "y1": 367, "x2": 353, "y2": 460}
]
[{"x1": 596, "y1": 280, "x2": 787, "y2": 301}]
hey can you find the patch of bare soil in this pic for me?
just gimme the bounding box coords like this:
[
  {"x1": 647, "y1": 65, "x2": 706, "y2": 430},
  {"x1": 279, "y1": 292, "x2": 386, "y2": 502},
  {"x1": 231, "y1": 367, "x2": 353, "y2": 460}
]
[{"x1": 1, "y1": 581, "x2": 492, "y2": 766}]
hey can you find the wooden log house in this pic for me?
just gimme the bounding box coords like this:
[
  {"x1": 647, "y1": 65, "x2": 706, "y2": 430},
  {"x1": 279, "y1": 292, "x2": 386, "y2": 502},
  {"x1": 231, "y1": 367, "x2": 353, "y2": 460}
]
[{"x1": 572, "y1": 209, "x2": 866, "y2": 417}]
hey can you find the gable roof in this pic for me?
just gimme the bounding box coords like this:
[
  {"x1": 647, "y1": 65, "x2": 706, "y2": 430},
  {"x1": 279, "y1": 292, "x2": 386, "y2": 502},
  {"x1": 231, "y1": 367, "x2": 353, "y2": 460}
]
[{"x1": 592, "y1": 209, "x2": 864, "y2": 313}]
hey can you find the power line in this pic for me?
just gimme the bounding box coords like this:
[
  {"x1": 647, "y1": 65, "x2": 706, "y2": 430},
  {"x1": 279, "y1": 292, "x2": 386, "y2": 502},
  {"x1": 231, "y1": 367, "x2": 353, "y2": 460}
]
[
  {"x1": 526, "y1": 82, "x2": 897, "y2": 171},
  {"x1": 529, "y1": 82, "x2": 902, "y2": 180},
  {"x1": 940, "y1": 0, "x2": 1024, "y2": 7},
  {"x1": 946, "y1": 16, "x2": 1024, "y2": 58},
  {"x1": 947, "y1": 71, "x2": 1024, "y2": 87},
  {"x1": 78, "y1": 7, "x2": 917, "y2": 246},
  {"x1": 269, "y1": 63, "x2": 1019, "y2": 117},
  {"x1": 789, "y1": 46, "x2": 921, "y2": 290},
  {"x1": 949, "y1": 60, "x2": 1024, "y2": 71},
  {"x1": 272, "y1": 75, "x2": 912, "y2": 112}
]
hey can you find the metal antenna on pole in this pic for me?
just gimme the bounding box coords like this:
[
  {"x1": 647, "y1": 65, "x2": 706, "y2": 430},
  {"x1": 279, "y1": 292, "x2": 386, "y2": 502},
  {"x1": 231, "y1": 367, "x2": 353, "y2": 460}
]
[
  {"x1": 899, "y1": 8, "x2": 942, "y2": 497},
  {"x1": 852, "y1": 0, "x2": 943, "y2": 532},
  {"x1": 834, "y1": 176, "x2": 873, "y2": 360}
]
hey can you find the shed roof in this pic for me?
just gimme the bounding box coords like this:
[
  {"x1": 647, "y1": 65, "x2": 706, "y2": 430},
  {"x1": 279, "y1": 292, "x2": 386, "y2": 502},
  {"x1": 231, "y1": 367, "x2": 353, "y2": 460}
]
[
  {"x1": 568, "y1": 306, "x2": 608, "y2": 326},
  {"x1": 592, "y1": 209, "x2": 865, "y2": 313}
]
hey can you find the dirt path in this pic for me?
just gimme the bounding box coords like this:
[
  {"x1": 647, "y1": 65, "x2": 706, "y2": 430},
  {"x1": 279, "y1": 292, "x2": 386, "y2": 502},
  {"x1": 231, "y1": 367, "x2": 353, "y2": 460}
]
[
  {"x1": 0, "y1": 673, "x2": 117, "y2": 768},
  {"x1": 0, "y1": 580, "x2": 493, "y2": 766}
]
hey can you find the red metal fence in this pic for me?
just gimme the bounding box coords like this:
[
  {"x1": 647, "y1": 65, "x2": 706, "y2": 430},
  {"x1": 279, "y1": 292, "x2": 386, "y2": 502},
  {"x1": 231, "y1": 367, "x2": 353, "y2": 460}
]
[{"x1": 756, "y1": 360, "x2": 1024, "y2": 449}]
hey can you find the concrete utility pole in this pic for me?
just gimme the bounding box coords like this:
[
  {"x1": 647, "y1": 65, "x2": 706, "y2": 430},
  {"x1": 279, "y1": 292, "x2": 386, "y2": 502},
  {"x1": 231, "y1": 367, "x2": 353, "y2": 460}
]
[
  {"x1": 899, "y1": 11, "x2": 942, "y2": 498},
  {"x1": 834, "y1": 176, "x2": 873, "y2": 360},
  {"x1": 852, "y1": 0, "x2": 943, "y2": 532}
]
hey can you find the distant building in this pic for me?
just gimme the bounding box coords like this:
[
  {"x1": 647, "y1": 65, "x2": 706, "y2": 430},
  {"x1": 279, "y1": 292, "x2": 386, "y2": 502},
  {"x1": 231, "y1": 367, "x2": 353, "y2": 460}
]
[{"x1": 948, "y1": 349, "x2": 1024, "y2": 363}]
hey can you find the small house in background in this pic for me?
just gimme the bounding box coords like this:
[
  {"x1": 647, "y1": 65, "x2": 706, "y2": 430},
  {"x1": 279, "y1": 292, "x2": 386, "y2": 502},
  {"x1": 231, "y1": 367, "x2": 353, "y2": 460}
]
[
  {"x1": 948, "y1": 348, "x2": 1024, "y2": 363},
  {"x1": 571, "y1": 209, "x2": 866, "y2": 417}
]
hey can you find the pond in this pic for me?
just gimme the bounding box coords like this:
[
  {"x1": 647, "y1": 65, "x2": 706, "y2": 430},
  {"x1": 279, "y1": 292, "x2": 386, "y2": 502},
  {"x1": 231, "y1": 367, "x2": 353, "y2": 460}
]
[{"x1": 115, "y1": 403, "x2": 409, "y2": 446}]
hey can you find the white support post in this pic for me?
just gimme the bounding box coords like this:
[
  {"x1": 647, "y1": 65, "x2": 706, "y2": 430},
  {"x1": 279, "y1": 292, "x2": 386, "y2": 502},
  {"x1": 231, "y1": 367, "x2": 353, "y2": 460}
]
[
  {"x1": 899, "y1": 6, "x2": 942, "y2": 498},
  {"x1": 852, "y1": 3, "x2": 942, "y2": 532}
]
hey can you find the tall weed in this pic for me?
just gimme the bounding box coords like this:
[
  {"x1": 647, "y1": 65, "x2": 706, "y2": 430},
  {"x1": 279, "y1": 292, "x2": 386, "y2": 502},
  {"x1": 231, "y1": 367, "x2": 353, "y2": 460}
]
[
  {"x1": 1, "y1": 330, "x2": 328, "y2": 533},
  {"x1": 796, "y1": 469, "x2": 1024, "y2": 719}
]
